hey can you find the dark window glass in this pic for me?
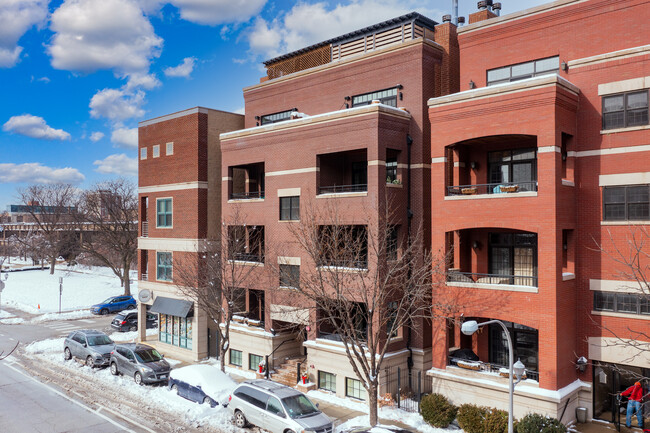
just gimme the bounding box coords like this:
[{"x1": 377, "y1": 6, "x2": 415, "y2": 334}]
[
  {"x1": 279, "y1": 264, "x2": 300, "y2": 288},
  {"x1": 488, "y1": 148, "x2": 537, "y2": 192},
  {"x1": 386, "y1": 226, "x2": 398, "y2": 261},
  {"x1": 352, "y1": 88, "x2": 398, "y2": 107},
  {"x1": 386, "y1": 158, "x2": 398, "y2": 183},
  {"x1": 229, "y1": 349, "x2": 242, "y2": 366},
  {"x1": 156, "y1": 198, "x2": 172, "y2": 227},
  {"x1": 266, "y1": 396, "x2": 285, "y2": 417},
  {"x1": 603, "y1": 91, "x2": 649, "y2": 130},
  {"x1": 234, "y1": 386, "x2": 268, "y2": 409},
  {"x1": 603, "y1": 185, "x2": 650, "y2": 221},
  {"x1": 489, "y1": 233, "x2": 537, "y2": 286},
  {"x1": 345, "y1": 378, "x2": 366, "y2": 400},
  {"x1": 279, "y1": 196, "x2": 300, "y2": 221},
  {"x1": 318, "y1": 371, "x2": 336, "y2": 392},
  {"x1": 616, "y1": 294, "x2": 639, "y2": 314},
  {"x1": 487, "y1": 56, "x2": 559, "y2": 86},
  {"x1": 249, "y1": 353, "x2": 264, "y2": 371},
  {"x1": 594, "y1": 291, "x2": 615, "y2": 311},
  {"x1": 352, "y1": 161, "x2": 367, "y2": 186},
  {"x1": 489, "y1": 321, "x2": 538, "y2": 373},
  {"x1": 156, "y1": 252, "x2": 172, "y2": 281},
  {"x1": 640, "y1": 297, "x2": 650, "y2": 315}
]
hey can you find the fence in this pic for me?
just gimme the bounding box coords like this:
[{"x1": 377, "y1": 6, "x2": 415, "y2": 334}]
[{"x1": 379, "y1": 366, "x2": 432, "y2": 413}]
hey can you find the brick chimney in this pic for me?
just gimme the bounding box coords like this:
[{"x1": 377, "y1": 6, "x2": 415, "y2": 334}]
[
  {"x1": 433, "y1": 22, "x2": 460, "y2": 97},
  {"x1": 469, "y1": 1, "x2": 498, "y2": 24}
]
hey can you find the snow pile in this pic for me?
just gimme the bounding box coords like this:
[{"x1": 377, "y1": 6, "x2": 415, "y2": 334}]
[
  {"x1": 0, "y1": 310, "x2": 14, "y2": 318},
  {"x1": 31, "y1": 310, "x2": 95, "y2": 323},
  {"x1": 25, "y1": 336, "x2": 240, "y2": 431},
  {"x1": 0, "y1": 317, "x2": 24, "y2": 324},
  {"x1": 1, "y1": 264, "x2": 136, "y2": 314},
  {"x1": 171, "y1": 364, "x2": 237, "y2": 403},
  {"x1": 336, "y1": 415, "x2": 453, "y2": 433},
  {"x1": 109, "y1": 328, "x2": 158, "y2": 343}
]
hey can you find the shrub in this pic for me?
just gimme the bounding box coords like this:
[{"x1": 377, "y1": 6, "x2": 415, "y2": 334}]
[
  {"x1": 457, "y1": 404, "x2": 487, "y2": 433},
  {"x1": 516, "y1": 413, "x2": 567, "y2": 433},
  {"x1": 484, "y1": 408, "x2": 509, "y2": 433},
  {"x1": 457, "y1": 404, "x2": 510, "y2": 433},
  {"x1": 420, "y1": 393, "x2": 457, "y2": 428}
]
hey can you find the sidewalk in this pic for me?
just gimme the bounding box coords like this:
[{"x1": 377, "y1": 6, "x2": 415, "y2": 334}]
[{"x1": 576, "y1": 421, "x2": 646, "y2": 433}]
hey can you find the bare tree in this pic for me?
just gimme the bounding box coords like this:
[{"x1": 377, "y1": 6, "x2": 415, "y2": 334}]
[
  {"x1": 271, "y1": 200, "x2": 449, "y2": 426},
  {"x1": 74, "y1": 179, "x2": 138, "y2": 295},
  {"x1": 13, "y1": 230, "x2": 49, "y2": 268},
  {"x1": 592, "y1": 227, "x2": 650, "y2": 360},
  {"x1": 172, "y1": 208, "x2": 264, "y2": 372},
  {"x1": 18, "y1": 184, "x2": 77, "y2": 274}
]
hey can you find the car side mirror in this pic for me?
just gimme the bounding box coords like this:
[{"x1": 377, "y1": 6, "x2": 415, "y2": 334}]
[
  {"x1": 83, "y1": 343, "x2": 87, "y2": 347},
  {"x1": 315, "y1": 403, "x2": 319, "y2": 408}
]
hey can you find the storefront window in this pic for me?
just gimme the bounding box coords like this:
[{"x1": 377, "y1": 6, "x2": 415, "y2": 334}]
[{"x1": 159, "y1": 313, "x2": 193, "y2": 350}]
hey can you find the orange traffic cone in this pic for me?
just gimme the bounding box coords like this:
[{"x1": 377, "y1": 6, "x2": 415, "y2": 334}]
[{"x1": 38, "y1": 304, "x2": 40, "y2": 310}]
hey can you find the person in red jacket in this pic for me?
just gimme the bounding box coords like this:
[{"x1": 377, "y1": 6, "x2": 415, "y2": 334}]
[{"x1": 621, "y1": 381, "x2": 644, "y2": 429}]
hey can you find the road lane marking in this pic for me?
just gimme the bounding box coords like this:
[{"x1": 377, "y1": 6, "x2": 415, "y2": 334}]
[
  {"x1": 3, "y1": 362, "x2": 137, "y2": 433},
  {"x1": 78, "y1": 319, "x2": 95, "y2": 323}
]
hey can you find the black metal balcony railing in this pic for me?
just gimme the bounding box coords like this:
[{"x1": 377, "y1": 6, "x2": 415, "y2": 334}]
[
  {"x1": 230, "y1": 191, "x2": 265, "y2": 200},
  {"x1": 318, "y1": 184, "x2": 368, "y2": 194},
  {"x1": 447, "y1": 270, "x2": 538, "y2": 287},
  {"x1": 318, "y1": 259, "x2": 368, "y2": 269},
  {"x1": 141, "y1": 272, "x2": 148, "y2": 281},
  {"x1": 141, "y1": 221, "x2": 149, "y2": 237},
  {"x1": 448, "y1": 356, "x2": 539, "y2": 381},
  {"x1": 230, "y1": 252, "x2": 265, "y2": 263},
  {"x1": 447, "y1": 181, "x2": 537, "y2": 196}
]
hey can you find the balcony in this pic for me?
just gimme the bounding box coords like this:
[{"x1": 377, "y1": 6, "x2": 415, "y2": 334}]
[
  {"x1": 231, "y1": 252, "x2": 265, "y2": 263},
  {"x1": 141, "y1": 221, "x2": 149, "y2": 237},
  {"x1": 447, "y1": 181, "x2": 537, "y2": 196},
  {"x1": 318, "y1": 149, "x2": 367, "y2": 196},
  {"x1": 446, "y1": 230, "x2": 538, "y2": 291},
  {"x1": 228, "y1": 225, "x2": 265, "y2": 264},
  {"x1": 229, "y1": 162, "x2": 265, "y2": 201},
  {"x1": 447, "y1": 270, "x2": 537, "y2": 288}
]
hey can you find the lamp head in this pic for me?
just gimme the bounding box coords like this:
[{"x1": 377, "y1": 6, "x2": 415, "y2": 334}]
[
  {"x1": 461, "y1": 320, "x2": 479, "y2": 335},
  {"x1": 513, "y1": 358, "x2": 526, "y2": 379}
]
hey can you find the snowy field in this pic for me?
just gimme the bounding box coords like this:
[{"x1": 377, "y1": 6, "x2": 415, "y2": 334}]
[{"x1": 0, "y1": 262, "x2": 136, "y2": 315}]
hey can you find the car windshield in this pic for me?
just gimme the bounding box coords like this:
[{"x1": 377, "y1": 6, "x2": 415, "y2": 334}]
[
  {"x1": 282, "y1": 394, "x2": 319, "y2": 419},
  {"x1": 87, "y1": 335, "x2": 113, "y2": 346},
  {"x1": 99, "y1": 297, "x2": 115, "y2": 304},
  {"x1": 135, "y1": 349, "x2": 163, "y2": 363}
]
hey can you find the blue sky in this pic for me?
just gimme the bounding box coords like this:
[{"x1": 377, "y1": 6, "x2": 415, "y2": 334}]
[{"x1": 0, "y1": 0, "x2": 547, "y2": 209}]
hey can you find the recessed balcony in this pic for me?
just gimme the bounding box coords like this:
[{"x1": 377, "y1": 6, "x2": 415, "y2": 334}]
[
  {"x1": 317, "y1": 149, "x2": 367, "y2": 196},
  {"x1": 229, "y1": 162, "x2": 265, "y2": 201}
]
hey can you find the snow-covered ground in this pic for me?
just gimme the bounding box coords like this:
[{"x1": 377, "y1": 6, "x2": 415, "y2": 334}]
[
  {"x1": 0, "y1": 263, "x2": 136, "y2": 315},
  {"x1": 24, "y1": 337, "x2": 241, "y2": 431}
]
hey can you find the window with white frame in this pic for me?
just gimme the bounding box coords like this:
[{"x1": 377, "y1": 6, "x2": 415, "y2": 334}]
[
  {"x1": 156, "y1": 198, "x2": 172, "y2": 227},
  {"x1": 153, "y1": 144, "x2": 160, "y2": 158},
  {"x1": 166, "y1": 142, "x2": 173, "y2": 155},
  {"x1": 156, "y1": 252, "x2": 172, "y2": 281},
  {"x1": 140, "y1": 147, "x2": 147, "y2": 160}
]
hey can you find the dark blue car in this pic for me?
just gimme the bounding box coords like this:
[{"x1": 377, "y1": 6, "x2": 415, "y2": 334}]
[
  {"x1": 168, "y1": 365, "x2": 237, "y2": 408},
  {"x1": 90, "y1": 296, "x2": 136, "y2": 315}
]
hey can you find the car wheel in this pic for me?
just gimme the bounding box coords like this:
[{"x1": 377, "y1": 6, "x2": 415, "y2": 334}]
[
  {"x1": 127, "y1": 304, "x2": 135, "y2": 310},
  {"x1": 110, "y1": 362, "x2": 119, "y2": 376},
  {"x1": 285, "y1": 430, "x2": 296, "y2": 433},
  {"x1": 134, "y1": 372, "x2": 143, "y2": 385},
  {"x1": 203, "y1": 396, "x2": 214, "y2": 406},
  {"x1": 100, "y1": 309, "x2": 109, "y2": 315},
  {"x1": 129, "y1": 325, "x2": 137, "y2": 332},
  {"x1": 86, "y1": 356, "x2": 94, "y2": 368},
  {"x1": 234, "y1": 410, "x2": 247, "y2": 428},
  {"x1": 64, "y1": 347, "x2": 72, "y2": 360},
  {"x1": 171, "y1": 384, "x2": 179, "y2": 394}
]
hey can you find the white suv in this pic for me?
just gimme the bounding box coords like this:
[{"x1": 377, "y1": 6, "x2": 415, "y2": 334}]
[{"x1": 228, "y1": 380, "x2": 332, "y2": 433}]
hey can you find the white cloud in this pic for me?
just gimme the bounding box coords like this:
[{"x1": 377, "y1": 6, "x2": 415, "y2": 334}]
[
  {"x1": 164, "y1": 57, "x2": 196, "y2": 78},
  {"x1": 246, "y1": 1, "x2": 444, "y2": 59},
  {"x1": 48, "y1": 0, "x2": 163, "y2": 75},
  {"x1": 3, "y1": 115, "x2": 71, "y2": 141},
  {"x1": 0, "y1": 163, "x2": 85, "y2": 184},
  {"x1": 167, "y1": 0, "x2": 266, "y2": 26},
  {"x1": 111, "y1": 127, "x2": 138, "y2": 148},
  {"x1": 90, "y1": 131, "x2": 105, "y2": 142},
  {"x1": 124, "y1": 72, "x2": 161, "y2": 90},
  {"x1": 93, "y1": 154, "x2": 138, "y2": 176},
  {"x1": 89, "y1": 88, "x2": 146, "y2": 121},
  {"x1": 0, "y1": 0, "x2": 48, "y2": 67}
]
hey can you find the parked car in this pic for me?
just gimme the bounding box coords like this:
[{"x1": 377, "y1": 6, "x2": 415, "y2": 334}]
[
  {"x1": 111, "y1": 311, "x2": 158, "y2": 332},
  {"x1": 109, "y1": 343, "x2": 171, "y2": 385},
  {"x1": 228, "y1": 380, "x2": 332, "y2": 433},
  {"x1": 63, "y1": 329, "x2": 115, "y2": 367},
  {"x1": 169, "y1": 364, "x2": 237, "y2": 407},
  {"x1": 90, "y1": 295, "x2": 137, "y2": 315}
]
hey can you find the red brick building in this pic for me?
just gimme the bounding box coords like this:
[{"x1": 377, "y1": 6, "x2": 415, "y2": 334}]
[
  {"x1": 428, "y1": 0, "x2": 650, "y2": 423},
  {"x1": 137, "y1": 108, "x2": 243, "y2": 361}
]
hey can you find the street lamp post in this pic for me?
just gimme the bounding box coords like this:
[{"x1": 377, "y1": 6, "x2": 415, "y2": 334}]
[{"x1": 461, "y1": 320, "x2": 526, "y2": 433}]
